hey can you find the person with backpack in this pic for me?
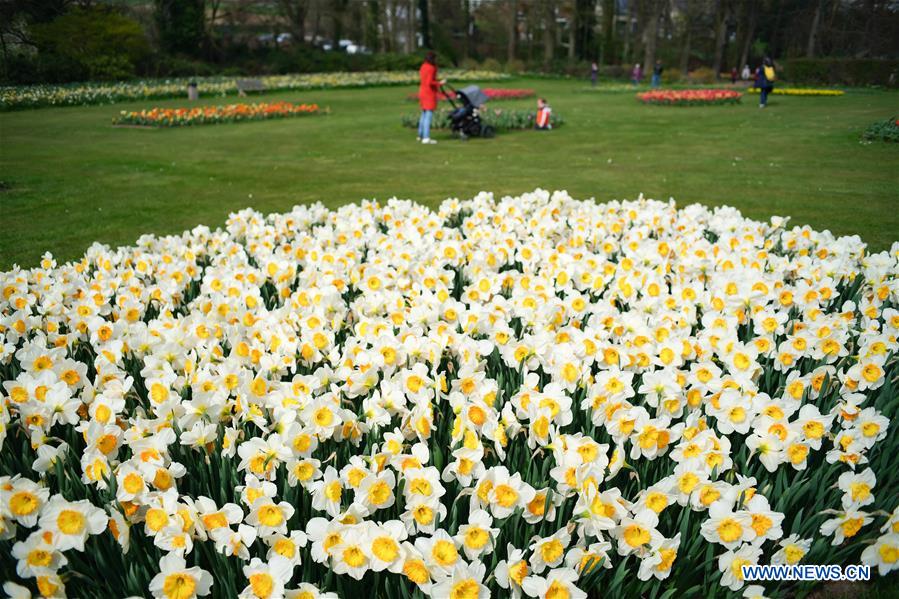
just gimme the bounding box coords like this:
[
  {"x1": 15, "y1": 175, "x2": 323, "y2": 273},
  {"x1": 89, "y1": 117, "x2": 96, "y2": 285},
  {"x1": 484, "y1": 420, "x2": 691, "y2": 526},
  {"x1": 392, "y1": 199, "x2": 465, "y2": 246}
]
[{"x1": 758, "y1": 57, "x2": 776, "y2": 108}]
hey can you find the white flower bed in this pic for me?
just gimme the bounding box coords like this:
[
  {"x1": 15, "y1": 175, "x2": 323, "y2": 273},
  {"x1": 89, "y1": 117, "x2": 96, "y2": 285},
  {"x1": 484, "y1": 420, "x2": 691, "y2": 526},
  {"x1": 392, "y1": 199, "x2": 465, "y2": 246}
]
[{"x1": 1, "y1": 190, "x2": 897, "y2": 598}]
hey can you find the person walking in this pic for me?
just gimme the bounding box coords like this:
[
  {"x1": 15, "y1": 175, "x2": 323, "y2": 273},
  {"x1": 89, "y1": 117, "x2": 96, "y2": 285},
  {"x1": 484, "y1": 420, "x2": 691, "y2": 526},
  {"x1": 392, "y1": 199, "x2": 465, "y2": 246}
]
[
  {"x1": 417, "y1": 51, "x2": 444, "y2": 144},
  {"x1": 631, "y1": 63, "x2": 643, "y2": 86},
  {"x1": 741, "y1": 64, "x2": 751, "y2": 81},
  {"x1": 758, "y1": 57, "x2": 776, "y2": 108},
  {"x1": 590, "y1": 61, "x2": 599, "y2": 87},
  {"x1": 651, "y1": 60, "x2": 663, "y2": 88}
]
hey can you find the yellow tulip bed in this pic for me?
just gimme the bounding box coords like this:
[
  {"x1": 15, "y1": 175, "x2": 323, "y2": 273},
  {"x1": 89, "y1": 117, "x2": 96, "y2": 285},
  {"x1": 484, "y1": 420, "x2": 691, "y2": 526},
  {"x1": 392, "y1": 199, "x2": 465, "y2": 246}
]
[
  {"x1": 746, "y1": 88, "x2": 845, "y2": 97},
  {"x1": 1, "y1": 190, "x2": 897, "y2": 598}
]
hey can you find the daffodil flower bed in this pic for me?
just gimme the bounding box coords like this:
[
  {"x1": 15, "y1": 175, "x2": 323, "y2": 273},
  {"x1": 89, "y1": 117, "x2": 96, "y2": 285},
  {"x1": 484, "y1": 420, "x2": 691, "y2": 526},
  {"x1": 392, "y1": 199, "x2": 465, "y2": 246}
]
[
  {"x1": 637, "y1": 89, "x2": 743, "y2": 106},
  {"x1": 0, "y1": 70, "x2": 507, "y2": 112},
  {"x1": 113, "y1": 102, "x2": 323, "y2": 128},
  {"x1": 1, "y1": 190, "x2": 898, "y2": 599},
  {"x1": 401, "y1": 108, "x2": 564, "y2": 131},
  {"x1": 746, "y1": 88, "x2": 845, "y2": 97}
]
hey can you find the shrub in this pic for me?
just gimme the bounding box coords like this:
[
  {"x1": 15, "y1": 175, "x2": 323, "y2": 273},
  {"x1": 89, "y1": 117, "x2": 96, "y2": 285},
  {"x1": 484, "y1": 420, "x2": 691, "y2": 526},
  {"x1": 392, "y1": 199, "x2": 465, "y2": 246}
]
[
  {"x1": 780, "y1": 58, "x2": 899, "y2": 87},
  {"x1": 459, "y1": 58, "x2": 481, "y2": 71},
  {"x1": 661, "y1": 68, "x2": 683, "y2": 84},
  {"x1": 480, "y1": 57, "x2": 503, "y2": 73},
  {"x1": 31, "y1": 6, "x2": 150, "y2": 82},
  {"x1": 600, "y1": 64, "x2": 630, "y2": 81},
  {"x1": 687, "y1": 67, "x2": 717, "y2": 84},
  {"x1": 505, "y1": 59, "x2": 526, "y2": 74},
  {"x1": 861, "y1": 117, "x2": 899, "y2": 143},
  {"x1": 401, "y1": 107, "x2": 563, "y2": 130}
]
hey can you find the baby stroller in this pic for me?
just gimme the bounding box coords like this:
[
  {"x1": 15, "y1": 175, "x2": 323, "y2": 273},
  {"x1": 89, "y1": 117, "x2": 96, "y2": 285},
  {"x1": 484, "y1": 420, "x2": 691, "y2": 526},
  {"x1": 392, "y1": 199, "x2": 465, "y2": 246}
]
[{"x1": 442, "y1": 84, "x2": 495, "y2": 140}]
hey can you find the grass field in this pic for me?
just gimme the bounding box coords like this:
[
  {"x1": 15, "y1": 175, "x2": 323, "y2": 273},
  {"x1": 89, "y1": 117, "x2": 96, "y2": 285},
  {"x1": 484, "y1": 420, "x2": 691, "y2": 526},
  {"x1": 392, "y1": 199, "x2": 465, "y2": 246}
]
[{"x1": 1, "y1": 77, "x2": 897, "y2": 268}]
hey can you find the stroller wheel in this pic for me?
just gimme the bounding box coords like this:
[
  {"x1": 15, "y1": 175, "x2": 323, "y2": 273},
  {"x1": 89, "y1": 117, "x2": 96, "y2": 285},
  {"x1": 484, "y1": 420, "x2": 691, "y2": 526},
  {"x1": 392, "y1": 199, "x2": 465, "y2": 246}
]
[{"x1": 481, "y1": 125, "x2": 495, "y2": 139}]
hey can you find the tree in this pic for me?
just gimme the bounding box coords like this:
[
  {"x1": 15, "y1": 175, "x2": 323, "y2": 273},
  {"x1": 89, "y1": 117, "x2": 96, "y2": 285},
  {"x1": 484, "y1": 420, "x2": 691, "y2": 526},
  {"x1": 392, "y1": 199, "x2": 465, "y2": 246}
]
[
  {"x1": 679, "y1": 0, "x2": 696, "y2": 72},
  {"x1": 574, "y1": 0, "x2": 597, "y2": 60},
  {"x1": 600, "y1": 0, "x2": 615, "y2": 64},
  {"x1": 506, "y1": 0, "x2": 517, "y2": 62},
  {"x1": 735, "y1": 0, "x2": 757, "y2": 71},
  {"x1": 32, "y1": 5, "x2": 149, "y2": 80},
  {"x1": 806, "y1": 0, "x2": 824, "y2": 57},
  {"x1": 155, "y1": 0, "x2": 206, "y2": 57},
  {"x1": 711, "y1": 0, "x2": 731, "y2": 77},
  {"x1": 278, "y1": 0, "x2": 309, "y2": 46},
  {"x1": 419, "y1": 0, "x2": 430, "y2": 48},
  {"x1": 642, "y1": 0, "x2": 662, "y2": 72},
  {"x1": 365, "y1": 0, "x2": 381, "y2": 52},
  {"x1": 461, "y1": 0, "x2": 471, "y2": 60},
  {"x1": 542, "y1": 0, "x2": 555, "y2": 66},
  {"x1": 331, "y1": 0, "x2": 348, "y2": 49}
]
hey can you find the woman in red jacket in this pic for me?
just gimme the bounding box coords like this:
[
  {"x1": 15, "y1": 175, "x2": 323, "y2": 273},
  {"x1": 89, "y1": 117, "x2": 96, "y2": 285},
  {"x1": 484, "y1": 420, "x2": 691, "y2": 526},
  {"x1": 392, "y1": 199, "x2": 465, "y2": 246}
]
[{"x1": 418, "y1": 51, "x2": 444, "y2": 145}]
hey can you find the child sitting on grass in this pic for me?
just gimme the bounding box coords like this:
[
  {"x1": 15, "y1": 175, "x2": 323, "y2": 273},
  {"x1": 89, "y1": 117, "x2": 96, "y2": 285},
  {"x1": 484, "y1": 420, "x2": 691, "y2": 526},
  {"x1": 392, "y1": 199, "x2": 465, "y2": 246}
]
[{"x1": 535, "y1": 98, "x2": 552, "y2": 130}]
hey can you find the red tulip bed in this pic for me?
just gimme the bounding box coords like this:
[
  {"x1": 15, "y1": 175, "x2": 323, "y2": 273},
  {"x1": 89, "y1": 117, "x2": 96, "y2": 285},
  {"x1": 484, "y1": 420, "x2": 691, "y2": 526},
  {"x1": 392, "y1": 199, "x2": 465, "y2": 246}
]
[
  {"x1": 408, "y1": 88, "x2": 535, "y2": 102},
  {"x1": 637, "y1": 89, "x2": 742, "y2": 106}
]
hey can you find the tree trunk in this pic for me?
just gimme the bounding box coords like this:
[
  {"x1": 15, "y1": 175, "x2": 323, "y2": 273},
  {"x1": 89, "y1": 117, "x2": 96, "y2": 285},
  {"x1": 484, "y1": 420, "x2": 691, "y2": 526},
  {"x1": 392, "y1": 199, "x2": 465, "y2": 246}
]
[
  {"x1": 711, "y1": 0, "x2": 729, "y2": 78},
  {"x1": 383, "y1": 0, "x2": 393, "y2": 51},
  {"x1": 311, "y1": 4, "x2": 322, "y2": 47},
  {"x1": 622, "y1": 0, "x2": 631, "y2": 63},
  {"x1": 462, "y1": 0, "x2": 470, "y2": 60},
  {"x1": 418, "y1": 0, "x2": 430, "y2": 48},
  {"x1": 543, "y1": 0, "x2": 554, "y2": 66},
  {"x1": 738, "y1": 0, "x2": 757, "y2": 70},
  {"x1": 365, "y1": 0, "x2": 380, "y2": 52},
  {"x1": 806, "y1": 0, "x2": 822, "y2": 58},
  {"x1": 507, "y1": 0, "x2": 517, "y2": 62},
  {"x1": 331, "y1": 0, "x2": 345, "y2": 50},
  {"x1": 568, "y1": 2, "x2": 575, "y2": 61},
  {"x1": 574, "y1": 0, "x2": 597, "y2": 60},
  {"x1": 601, "y1": 0, "x2": 615, "y2": 64},
  {"x1": 278, "y1": 0, "x2": 307, "y2": 45},
  {"x1": 679, "y1": 0, "x2": 692, "y2": 72},
  {"x1": 642, "y1": 0, "x2": 660, "y2": 72},
  {"x1": 406, "y1": 0, "x2": 414, "y2": 52}
]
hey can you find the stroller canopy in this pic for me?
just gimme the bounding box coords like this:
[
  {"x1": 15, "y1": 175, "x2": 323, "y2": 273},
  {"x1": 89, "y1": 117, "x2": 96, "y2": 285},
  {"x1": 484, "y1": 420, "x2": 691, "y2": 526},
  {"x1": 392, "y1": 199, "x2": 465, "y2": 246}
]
[{"x1": 457, "y1": 85, "x2": 489, "y2": 107}]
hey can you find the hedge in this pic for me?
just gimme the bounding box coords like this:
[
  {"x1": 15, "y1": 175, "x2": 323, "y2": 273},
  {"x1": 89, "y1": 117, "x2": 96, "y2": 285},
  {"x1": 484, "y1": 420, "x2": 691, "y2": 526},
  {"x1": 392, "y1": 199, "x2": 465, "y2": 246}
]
[{"x1": 779, "y1": 58, "x2": 899, "y2": 87}]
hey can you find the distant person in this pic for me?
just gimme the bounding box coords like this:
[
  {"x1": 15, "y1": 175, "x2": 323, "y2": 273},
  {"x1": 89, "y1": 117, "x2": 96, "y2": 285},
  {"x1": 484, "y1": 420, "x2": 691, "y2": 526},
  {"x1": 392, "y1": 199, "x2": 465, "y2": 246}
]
[
  {"x1": 417, "y1": 50, "x2": 445, "y2": 144},
  {"x1": 758, "y1": 57, "x2": 776, "y2": 108},
  {"x1": 535, "y1": 98, "x2": 552, "y2": 130},
  {"x1": 591, "y1": 61, "x2": 599, "y2": 87},
  {"x1": 730, "y1": 67, "x2": 738, "y2": 84},
  {"x1": 651, "y1": 61, "x2": 663, "y2": 88},
  {"x1": 741, "y1": 64, "x2": 751, "y2": 81},
  {"x1": 631, "y1": 63, "x2": 643, "y2": 86}
]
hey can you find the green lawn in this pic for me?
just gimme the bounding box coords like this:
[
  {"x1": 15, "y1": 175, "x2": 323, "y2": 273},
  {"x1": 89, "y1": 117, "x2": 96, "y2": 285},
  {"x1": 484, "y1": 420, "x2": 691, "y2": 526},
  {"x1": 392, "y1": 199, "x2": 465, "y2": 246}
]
[{"x1": 1, "y1": 78, "x2": 897, "y2": 268}]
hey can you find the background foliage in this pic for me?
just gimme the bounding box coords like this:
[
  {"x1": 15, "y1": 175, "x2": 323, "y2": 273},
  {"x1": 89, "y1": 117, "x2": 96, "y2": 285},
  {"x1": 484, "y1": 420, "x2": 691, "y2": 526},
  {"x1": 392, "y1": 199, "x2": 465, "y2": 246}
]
[{"x1": 1, "y1": 0, "x2": 898, "y2": 86}]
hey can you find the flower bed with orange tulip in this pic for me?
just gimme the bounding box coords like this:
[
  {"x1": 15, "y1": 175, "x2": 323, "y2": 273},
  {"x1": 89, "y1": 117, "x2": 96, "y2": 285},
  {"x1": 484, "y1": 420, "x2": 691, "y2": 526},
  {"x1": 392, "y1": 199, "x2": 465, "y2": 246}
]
[
  {"x1": 407, "y1": 88, "x2": 535, "y2": 102},
  {"x1": 637, "y1": 89, "x2": 742, "y2": 106},
  {"x1": 112, "y1": 101, "x2": 322, "y2": 127}
]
